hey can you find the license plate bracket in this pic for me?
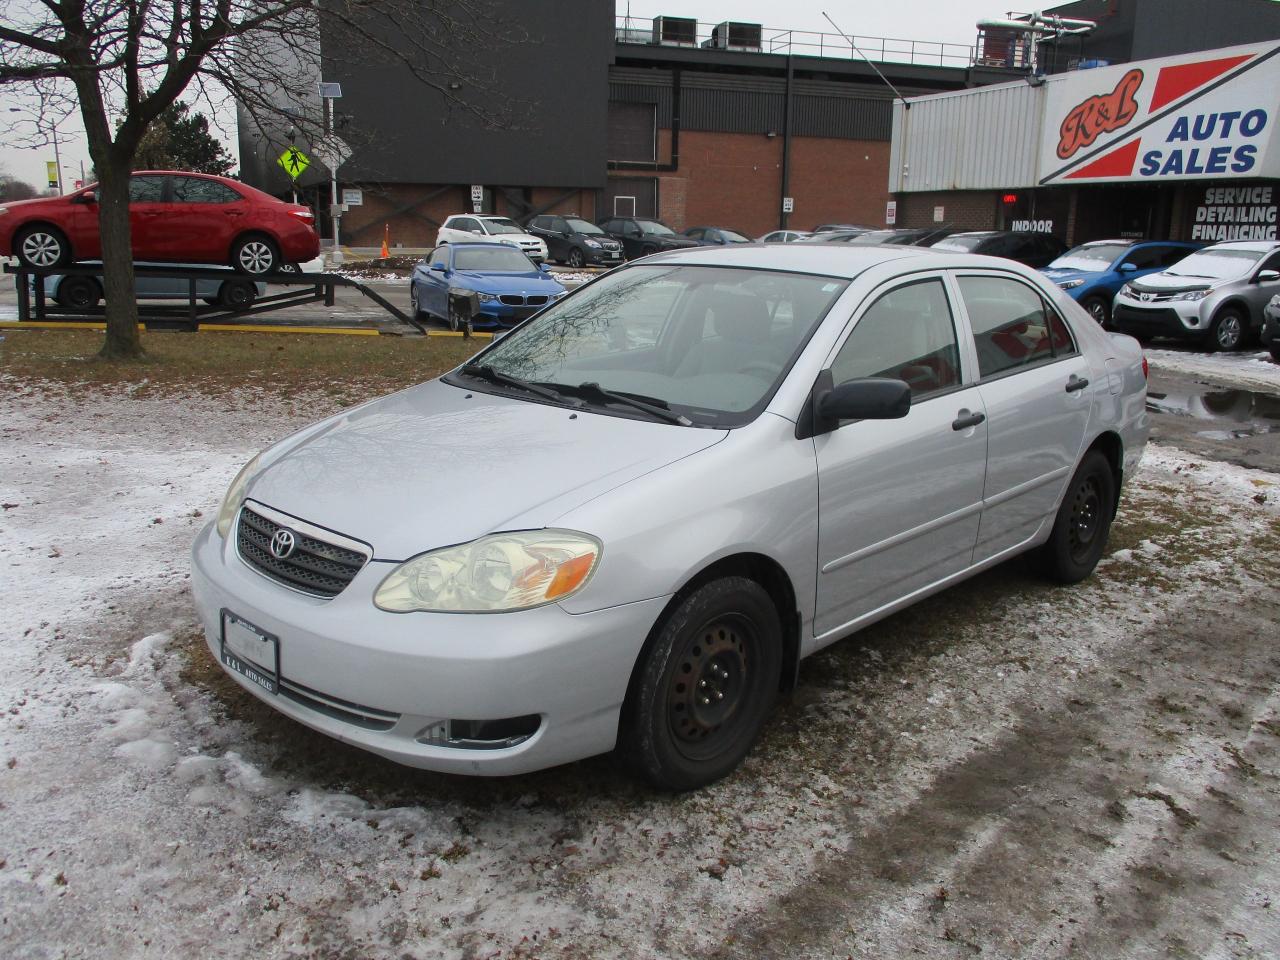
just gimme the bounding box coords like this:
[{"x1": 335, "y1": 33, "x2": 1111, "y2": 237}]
[{"x1": 220, "y1": 609, "x2": 279, "y2": 695}]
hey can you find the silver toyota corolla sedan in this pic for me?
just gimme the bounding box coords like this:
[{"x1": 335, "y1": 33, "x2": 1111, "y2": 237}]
[{"x1": 191, "y1": 244, "x2": 1149, "y2": 790}]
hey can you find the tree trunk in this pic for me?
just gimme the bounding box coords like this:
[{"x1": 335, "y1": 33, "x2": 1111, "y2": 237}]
[{"x1": 95, "y1": 164, "x2": 143, "y2": 359}]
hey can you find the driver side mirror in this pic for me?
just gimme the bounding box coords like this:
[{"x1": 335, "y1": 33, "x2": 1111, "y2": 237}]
[
  {"x1": 431, "y1": 262, "x2": 448, "y2": 272},
  {"x1": 72, "y1": 192, "x2": 97, "y2": 205},
  {"x1": 1118, "y1": 262, "x2": 1137, "y2": 273},
  {"x1": 800, "y1": 372, "x2": 912, "y2": 438},
  {"x1": 1256, "y1": 269, "x2": 1280, "y2": 283}
]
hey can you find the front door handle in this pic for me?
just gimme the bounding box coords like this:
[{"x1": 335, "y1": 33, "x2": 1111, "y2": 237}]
[
  {"x1": 952, "y1": 410, "x2": 986, "y2": 431},
  {"x1": 1065, "y1": 375, "x2": 1090, "y2": 393}
]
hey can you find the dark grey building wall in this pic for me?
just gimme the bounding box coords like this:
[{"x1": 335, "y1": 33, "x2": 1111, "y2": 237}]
[
  {"x1": 1040, "y1": 0, "x2": 1280, "y2": 71},
  {"x1": 322, "y1": 0, "x2": 611, "y2": 188}
]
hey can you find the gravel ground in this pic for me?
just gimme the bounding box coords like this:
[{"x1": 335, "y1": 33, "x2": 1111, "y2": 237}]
[{"x1": 1, "y1": 375, "x2": 1278, "y2": 959}]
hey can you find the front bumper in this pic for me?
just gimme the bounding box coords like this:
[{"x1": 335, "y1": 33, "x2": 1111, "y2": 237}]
[
  {"x1": 190, "y1": 520, "x2": 667, "y2": 775},
  {"x1": 473, "y1": 300, "x2": 559, "y2": 328},
  {"x1": 1111, "y1": 298, "x2": 1208, "y2": 340},
  {"x1": 586, "y1": 247, "x2": 624, "y2": 264}
]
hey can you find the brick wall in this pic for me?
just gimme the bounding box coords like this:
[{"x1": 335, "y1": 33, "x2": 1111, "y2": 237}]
[
  {"x1": 641, "y1": 130, "x2": 894, "y2": 238},
  {"x1": 895, "y1": 191, "x2": 1001, "y2": 232}
]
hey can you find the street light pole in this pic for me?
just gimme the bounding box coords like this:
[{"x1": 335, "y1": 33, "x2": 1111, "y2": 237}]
[{"x1": 323, "y1": 96, "x2": 340, "y2": 263}]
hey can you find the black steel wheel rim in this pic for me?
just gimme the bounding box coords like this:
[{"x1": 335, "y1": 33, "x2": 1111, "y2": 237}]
[
  {"x1": 666, "y1": 614, "x2": 754, "y2": 761},
  {"x1": 1067, "y1": 475, "x2": 1103, "y2": 562},
  {"x1": 64, "y1": 279, "x2": 94, "y2": 307}
]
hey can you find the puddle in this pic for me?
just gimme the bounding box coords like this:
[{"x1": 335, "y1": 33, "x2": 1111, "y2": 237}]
[{"x1": 1146, "y1": 384, "x2": 1280, "y2": 439}]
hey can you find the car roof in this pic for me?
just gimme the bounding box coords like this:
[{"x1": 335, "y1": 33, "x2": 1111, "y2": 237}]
[
  {"x1": 633, "y1": 241, "x2": 959, "y2": 279},
  {"x1": 447, "y1": 241, "x2": 521, "y2": 251},
  {"x1": 1199, "y1": 240, "x2": 1280, "y2": 251}
]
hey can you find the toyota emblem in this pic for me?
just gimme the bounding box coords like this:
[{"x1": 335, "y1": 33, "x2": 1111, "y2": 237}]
[
  {"x1": 1139, "y1": 292, "x2": 1154, "y2": 302},
  {"x1": 270, "y1": 528, "x2": 297, "y2": 559}
]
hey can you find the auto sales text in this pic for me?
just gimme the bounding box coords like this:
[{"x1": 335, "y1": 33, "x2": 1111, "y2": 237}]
[{"x1": 1139, "y1": 109, "x2": 1267, "y2": 179}]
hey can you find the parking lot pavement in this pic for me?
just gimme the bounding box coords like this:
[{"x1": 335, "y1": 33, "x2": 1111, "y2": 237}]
[{"x1": 1, "y1": 373, "x2": 1277, "y2": 959}]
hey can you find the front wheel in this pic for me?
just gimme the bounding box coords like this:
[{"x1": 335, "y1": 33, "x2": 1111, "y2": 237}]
[
  {"x1": 15, "y1": 225, "x2": 70, "y2": 269},
  {"x1": 567, "y1": 247, "x2": 586, "y2": 269},
  {"x1": 219, "y1": 278, "x2": 257, "y2": 311},
  {"x1": 1036, "y1": 451, "x2": 1116, "y2": 584},
  {"x1": 54, "y1": 275, "x2": 101, "y2": 309},
  {"x1": 1081, "y1": 295, "x2": 1109, "y2": 326},
  {"x1": 620, "y1": 577, "x2": 781, "y2": 791},
  {"x1": 1207, "y1": 308, "x2": 1247, "y2": 352},
  {"x1": 231, "y1": 235, "x2": 280, "y2": 275}
]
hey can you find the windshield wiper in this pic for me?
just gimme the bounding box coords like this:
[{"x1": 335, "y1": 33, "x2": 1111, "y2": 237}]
[
  {"x1": 542, "y1": 381, "x2": 692, "y2": 426},
  {"x1": 459, "y1": 364, "x2": 571, "y2": 405}
]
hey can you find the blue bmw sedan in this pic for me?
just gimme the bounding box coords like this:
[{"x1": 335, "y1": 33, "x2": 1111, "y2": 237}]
[
  {"x1": 1040, "y1": 239, "x2": 1199, "y2": 326},
  {"x1": 410, "y1": 242, "x2": 567, "y2": 330}
]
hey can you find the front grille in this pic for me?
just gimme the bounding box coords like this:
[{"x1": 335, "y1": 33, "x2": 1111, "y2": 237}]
[
  {"x1": 525, "y1": 295, "x2": 548, "y2": 306},
  {"x1": 279, "y1": 678, "x2": 400, "y2": 730},
  {"x1": 499, "y1": 294, "x2": 525, "y2": 305},
  {"x1": 237, "y1": 506, "x2": 367, "y2": 598}
]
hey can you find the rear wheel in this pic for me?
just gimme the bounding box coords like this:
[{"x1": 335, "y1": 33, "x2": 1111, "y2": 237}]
[
  {"x1": 54, "y1": 275, "x2": 101, "y2": 309},
  {"x1": 218, "y1": 278, "x2": 257, "y2": 311},
  {"x1": 567, "y1": 247, "x2": 586, "y2": 269},
  {"x1": 15, "y1": 225, "x2": 70, "y2": 269},
  {"x1": 1207, "y1": 308, "x2": 1247, "y2": 352},
  {"x1": 1081, "y1": 295, "x2": 1109, "y2": 326},
  {"x1": 620, "y1": 577, "x2": 781, "y2": 790},
  {"x1": 1036, "y1": 451, "x2": 1116, "y2": 584},
  {"x1": 231, "y1": 235, "x2": 280, "y2": 275}
]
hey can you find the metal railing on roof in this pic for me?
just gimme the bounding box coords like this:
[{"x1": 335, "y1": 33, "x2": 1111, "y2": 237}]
[{"x1": 616, "y1": 16, "x2": 976, "y2": 69}]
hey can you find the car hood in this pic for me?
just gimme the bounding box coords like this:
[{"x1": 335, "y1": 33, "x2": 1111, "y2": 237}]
[
  {"x1": 1130, "y1": 272, "x2": 1218, "y2": 293},
  {"x1": 451, "y1": 269, "x2": 565, "y2": 294},
  {"x1": 243, "y1": 379, "x2": 726, "y2": 560}
]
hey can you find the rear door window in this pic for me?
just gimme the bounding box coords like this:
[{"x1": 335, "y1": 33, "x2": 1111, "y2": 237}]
[
  {"x1": 171, "y1": 177, "x2": 241, "y2": 204},
  {"x1": 958, "y1": 275, "x2": 1075, "y2": 379}
]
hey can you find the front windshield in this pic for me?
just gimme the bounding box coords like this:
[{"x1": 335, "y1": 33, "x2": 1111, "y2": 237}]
[
  {"x1": 482, "y1": 218, "x2": 524, "y2": 235},
  {"x1": 453, "y1": 247, "x2": 535, "y2": 272},
  {"x1": 931, "y1": 235, "x2": 986, "y2": 253},
  {"x1": 636, "y1": 220, "x2": 676, "y2": 236},
  {"x1": 1049, "y1": 243, "x2": 1132, "y2": 271},
  {"x1": 720, "y1": 229, "x2": 750, "y2": 243},
  {"x1": 566, "y1": 218, "x2": 605, "y2": 235},
  {"x1": 1165, "y1": 248, "x2": 1264, "y2": 280},
  {"x1": 459, "y1": 265, "x2": 849, "y2": 426}
]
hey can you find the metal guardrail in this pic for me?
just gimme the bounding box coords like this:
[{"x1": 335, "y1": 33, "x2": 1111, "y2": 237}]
[
  {"x1": 616, "y1": 16, "x2": 975, "y2": 69},
  {"x1": 4, "y1": 262, "x2": 426, "y2": 334}
]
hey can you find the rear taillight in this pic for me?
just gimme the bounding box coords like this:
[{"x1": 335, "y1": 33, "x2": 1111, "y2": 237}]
[{"x1": 1141, "y1": 355, "x2": 1149, "y2": 380}]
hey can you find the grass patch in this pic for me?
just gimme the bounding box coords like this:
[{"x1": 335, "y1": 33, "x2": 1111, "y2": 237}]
[{"x1": 0, "y1": 328, "x2": 482, "y2": 399}]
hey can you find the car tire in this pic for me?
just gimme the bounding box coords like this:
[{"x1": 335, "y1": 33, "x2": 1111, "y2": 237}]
[
  {"x1": 231, "y1": 235, "x2": 280, "y2": 275},
  {"x1": 15, "y1": 224, "x2": 71, "y2": 269},
  {"x1": 1036, "y1": 450, "x2": 1116, "y2": 584},
  {"x1": 1081, "y1": 295, "x2": 1110, "y2": 326},
  {"x1": 409, "y1": 285, "x2": 431, "y2": 324},
  {"x1": 1207, "y1": 307, "x2": 1247, "y2": 352},
  {"x1": 640, "y1": 244, "x2": 657, "y2": 258},
  {"x1": 447, "y1": 300, "x2": 460, "y2": 332},
  {"x1": 620, "y1": 576, "x2": 781, "y2": 791},
  {"x1": 54, "y1": 275, "x2": 101, "y2": 309},
  {"x1": 218, "y1": 278, "x2": 257, "y2": 311},
  {"x1": 567, "y1": 247, "x2": 586, "y2": 269}
]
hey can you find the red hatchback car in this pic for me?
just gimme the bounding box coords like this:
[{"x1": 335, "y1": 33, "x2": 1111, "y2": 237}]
[{"x1": 0, "y1": 171, "x2": 320, "y2": 275}]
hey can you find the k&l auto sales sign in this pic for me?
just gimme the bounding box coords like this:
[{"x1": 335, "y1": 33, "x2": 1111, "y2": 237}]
[{"x1": 1038, "y1": 42, "x2": 1280, "y2": 191}]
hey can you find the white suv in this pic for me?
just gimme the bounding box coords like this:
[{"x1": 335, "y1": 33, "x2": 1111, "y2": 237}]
[{"x1": 435, "y1": 215, "x2": 547, "y2": 262}]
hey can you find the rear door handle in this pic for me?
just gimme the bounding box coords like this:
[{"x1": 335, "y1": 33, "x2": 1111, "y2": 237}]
[
  {"x1": 952, "y1": 411, "x2": 986, "y2": 431},
  {"x1": 1065, "y1": 375, "x2": 1089, "y2": 393}
]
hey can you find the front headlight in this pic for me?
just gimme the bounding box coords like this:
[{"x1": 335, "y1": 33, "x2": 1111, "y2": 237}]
[
  {"x1": 215, "y1": 454, "x2": 260, "y2": 538},
  {"x1": 585, "y1": 238, "x2": 602, "y2": 248},
  {"x1": 1173, "y1": 289, "x2": 1210, "y2": 301},
  {"x1": 475, "y1": 291, "x2": 498, "y2": 303},
  {"x1": 1058, "y1": 279, "x2": 1085, "y2": 290},
  {"x1": 374, "y1": 530, "x2": 601, "y2": 613},
  {"x1": 1119, "y1": 283, "x2": 1135, "y2": 298}
]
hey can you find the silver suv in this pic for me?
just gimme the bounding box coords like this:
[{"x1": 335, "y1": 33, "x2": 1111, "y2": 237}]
[{"x1": 1111, "y1": 240, "x2": 1280, "y2": 351}]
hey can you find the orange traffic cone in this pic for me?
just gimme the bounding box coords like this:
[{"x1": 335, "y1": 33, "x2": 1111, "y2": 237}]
[{"x1": 381, "y1": 224, "x2": 390, "y2": 258}]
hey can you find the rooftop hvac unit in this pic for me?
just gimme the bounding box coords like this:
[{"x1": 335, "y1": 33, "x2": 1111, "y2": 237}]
[
  {"x1": 652, "y1": 16, "x2": 697, "y2": 46},
  {"x1": 702, "y1": 21, "x2": 763, "y2": 51}
]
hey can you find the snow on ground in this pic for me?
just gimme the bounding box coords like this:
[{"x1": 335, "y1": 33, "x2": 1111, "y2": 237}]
[
  {"x1": 1146, "y1": 346, "x2": 1280, "y2": 391},
  {"x1": 1, "y1": 377, "x2": 1278, "y2": 959}
]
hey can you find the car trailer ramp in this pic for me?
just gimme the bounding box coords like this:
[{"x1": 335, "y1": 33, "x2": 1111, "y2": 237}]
[{"x1": 4, "y1": 263, "x2": 427, "y2": 334}]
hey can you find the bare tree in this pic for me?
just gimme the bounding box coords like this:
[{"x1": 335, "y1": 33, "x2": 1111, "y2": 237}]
[{"x1": 0, "y1": 1, "x2": 515, "y2": 359}]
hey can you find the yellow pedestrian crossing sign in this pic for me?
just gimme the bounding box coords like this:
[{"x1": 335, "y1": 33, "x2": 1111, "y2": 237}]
[{"x1": 277, "y1": 147, "x2": 310, "y2": 180}]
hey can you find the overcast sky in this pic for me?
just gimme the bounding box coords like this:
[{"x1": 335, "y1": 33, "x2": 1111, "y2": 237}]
[{"x1": 0, "y1": 0, "x2": 1001, "y2": 191}]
